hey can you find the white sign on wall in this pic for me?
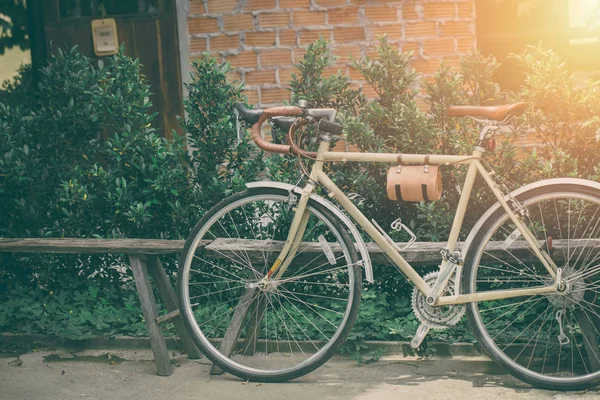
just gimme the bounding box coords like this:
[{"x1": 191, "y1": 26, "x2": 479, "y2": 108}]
[{"x1": 92, "y1": 18, "x2": 119, "y2": 56}]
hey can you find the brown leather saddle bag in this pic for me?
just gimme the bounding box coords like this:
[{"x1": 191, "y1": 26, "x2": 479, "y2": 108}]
[{"x1": 386, "y1": 155, "x2": 442, "y2": 202}]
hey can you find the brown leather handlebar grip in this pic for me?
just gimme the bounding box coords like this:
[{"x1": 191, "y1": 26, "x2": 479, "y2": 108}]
[{"x1": 250, "y1": 106, "x2": 303, "y2": 154}]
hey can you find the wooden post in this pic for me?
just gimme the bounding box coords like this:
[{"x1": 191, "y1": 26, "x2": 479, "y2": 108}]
[
  {"x1": 576, "y1": 291, "x2": 600, "y2": 371},
  {"x1": 27, "y1": 0, "x2": 47, "y2": 85},
  {"x1": 129, "y1": 255, "x2": 173, "y2": 376},
  {"x1": 242, "y1": 296, "x2": 267, "y2": 356},
  {"x1": 573, "y1": 308, "x2": 600, "y2": 371},
  {"x1": 146, "y1": 256, "x2": 202, "y2": 359},
  {"x1": 210, "y1": 287, "x2": 257, "y2": 375}
]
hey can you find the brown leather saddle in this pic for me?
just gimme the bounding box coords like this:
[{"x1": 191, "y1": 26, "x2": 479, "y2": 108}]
[{"x1": 446, "y1": 102, "x2": 528, "y2": 121}]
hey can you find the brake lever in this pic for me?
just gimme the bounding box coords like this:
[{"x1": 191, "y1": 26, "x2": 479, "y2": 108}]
[{"x1": 233, "y1": 107, "x2": 242, "y2": 144}]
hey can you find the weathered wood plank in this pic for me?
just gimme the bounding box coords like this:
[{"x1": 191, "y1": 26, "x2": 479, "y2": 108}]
[
  {"x1": 242, "y1": 296, "x2": 267, "y2": 356},
  {"x1": 146, "y1": 257, "x2": 202, "y2": 360},
  {"x1": 210, "y1": 287, "x2": 258, "y2": 375},
  {"x1": 2, "y1": 238, "x2": 599, "y2": 267},
  {"x1": 0, "y1": 238, "x2": 185, "y2": 254},
  {"x1": 128, "y1": 255, "x2": 173, "y2": 376},
  {"x1": 202, "y1": 238, "x2": 600, "y2": 267},
  {"x1": 156, "y1": 309, "x2": 180, "y2": 325},
  {"x1": 573, "y1": 308, "x2": 600, "y2": 372}
]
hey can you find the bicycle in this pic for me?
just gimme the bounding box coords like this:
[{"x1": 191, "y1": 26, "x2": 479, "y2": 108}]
[{"x1": 177, "y1": 100, "x2": 600, "y2": 390}]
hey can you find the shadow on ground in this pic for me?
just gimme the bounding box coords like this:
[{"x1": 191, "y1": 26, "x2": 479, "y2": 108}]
[{"x1": 2, "y1": 350, "x2": 599, "y2": 400}]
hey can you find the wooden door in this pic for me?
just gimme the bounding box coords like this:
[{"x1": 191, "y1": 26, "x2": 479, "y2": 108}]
[{"x1": 41, "y1": 0, "x2": 183, "y2": 137}]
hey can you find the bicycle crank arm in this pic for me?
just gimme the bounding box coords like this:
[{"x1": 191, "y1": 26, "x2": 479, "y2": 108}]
[{"x1": 411, "y1": 323, "x2": 432, "y2": 349}]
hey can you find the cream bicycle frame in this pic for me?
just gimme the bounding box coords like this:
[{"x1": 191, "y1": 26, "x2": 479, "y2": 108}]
[{"x1": 267, "y1": 139, "x2": 560, "y2": 307}]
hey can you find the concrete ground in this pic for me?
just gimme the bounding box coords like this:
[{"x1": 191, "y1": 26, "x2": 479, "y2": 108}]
[{"x1": 2, "y1": 349, "x2": 599, "y2": 400}]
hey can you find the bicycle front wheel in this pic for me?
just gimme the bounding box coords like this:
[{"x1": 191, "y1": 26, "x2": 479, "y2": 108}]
[
  {"x1": 464, "y1": 182, "x2": 600, "y2": 390},
  {"x1": 178, "y1": 187, "x2": 362, "y2": 382}
]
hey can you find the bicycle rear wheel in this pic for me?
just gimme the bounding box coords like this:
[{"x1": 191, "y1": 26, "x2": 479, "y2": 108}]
[
  {"x1": 464, "y1": 182, "x2": 600, "y2": 390},
  {"x1": 178, "y1": 187, "x2": 362, "y2": 382}
]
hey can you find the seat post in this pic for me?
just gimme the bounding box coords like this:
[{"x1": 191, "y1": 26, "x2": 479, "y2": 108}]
[{"x1": 476, "y1": 123, "x2": 499, "y2": 145}]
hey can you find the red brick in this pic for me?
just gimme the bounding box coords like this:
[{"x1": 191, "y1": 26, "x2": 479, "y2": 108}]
[
  {"x1": 364, "y1": 5, "x2": 399, "y2": 22},
  {"x1": 293, "y1": 48, "x2": 307, "y2": 62},
  {"x1": 279, "y1": 29, "x2": 298, "y2": 46},
  {"x1": 227, "y1": 71, "x2": 242, "y2": 82},
  {"x1": 245, "y1": 31, "x2": 277, "y2": 47},
  {"x1": 323, "y1": 65, "x2": 346, "y2": 78},
  {"x1": 334, "y1": 26, "x2": 365, "y2": 43},
  {"x1": 293, "y1": 10, "x2": 326, "y2": 26},
  {"x1": 348, "y1": 66, "x2": 363, "y2": 80},
  {"x1": 362, "y1": 84, "x2": 379, "y2": 99},
  {"x1": 190, "y1": 37, "x2": 208, "y2": 53},
  {"x1": 223, "y1": 13, "x2": 255, "y2": 31},
  {"x1": 188, "y1": 17, "x2": 220, "y2": 34},
  {"x1": 189, "y1": 0, "x2": 206, "y2": 14},
  {"x1": 279, "y1": 0, "x2": 311, "y2": 8},
  {"x1": 423, "y1": 3, "x2": 456, "y2": 19},
  {"x1": 210, "y1": 34, "x2": 241, "y2": 51},
  {"x1": 245, "y1": 89, "x2": 259, "y2": 105},
  {"x1": 458, "y1": 2, "x2": 475, "y2": 19},
  {"x1": 423, "y1": 38, "x2": 455, "y2": 56},
  {"x1": 416, "y1": 98, "x2": 430, "y2": 113},
  {"x1": 225, "y1": 51, "x2": 258, "y2": 68},
  {"x1": 370, "y1": 24, "x2": 402, "y2": 41},
  {"x1": 260, "y1": 49, "x2": 293, "y2": 66},
  {"x1": 299, "y1": 29, "x2": 333, "y2": 46},
  {"x1": 411, "y1": 57, "x2": 442, "y2": 75},
  {"x1": 405, "y1": 21, "x2": 437, "y2": 38},
  {"x1": 443, "y1": 56, "x2": 460, "y2": 68},
  {"x1": 245, "y1": 69, "x2": 277, "y2": 85},
  {"x1": 278, "y1": 68, "x2": 297, "y2": 84},
  {"x1": 245, "y1": 0, "x2": 277, "y2": 11},
  {"x1": 440, "y1": 21, "x2": 474, "y2": 37},
  {"x1": 402, "y1": 1, "x2": 419, "y2": 20},
  {"x1": 328, "y1": 7, "x2": 359, "y2": 25},
  {"x1": 333, "y1": 44, "x2": 362, "y2": 60},
  {"x1": 402, "y1": 41, "x2": 420, "y2": 54},
  {"x1": 314, "y1": 0, "x2": 347, "y2": 6},
  {"x1": 457, "y1": 37, "x2": 476, "y2": 53},
  {"x1": 365, "y1": 46, "x2": 379, "y2": 59},
  {"x1": 261, "y1": 88, "x2": 291, "y2": 104},
  {"x1": 206, "y1": 0, "x2": 238, "y2": 14},
  {"x1": 259, "y1": 12, "x2": 291, "y2": 28}
]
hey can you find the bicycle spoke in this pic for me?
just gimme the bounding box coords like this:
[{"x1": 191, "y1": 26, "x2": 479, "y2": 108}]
[{"x1": 180, "y1": 191, "x2": 359, "y2": 378}]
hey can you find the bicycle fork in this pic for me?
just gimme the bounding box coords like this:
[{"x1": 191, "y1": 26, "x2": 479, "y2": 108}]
[{"x1": 262, "y1": 139, "x2": 330, "y2": 281}]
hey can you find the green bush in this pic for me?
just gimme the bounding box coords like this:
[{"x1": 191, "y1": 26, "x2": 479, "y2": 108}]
[
  {"x1": 2, "y1": 39, "x2": 599, "y2": 349},
  {"x1": 0, "y1": 46, "x2": 276, "y2": 341},
  {"x1": 180, "y1": 55, "x2": 264, "y2": 207},
  {"x1": 277, "y1": 38, "x2": 600, "y2": 352}
]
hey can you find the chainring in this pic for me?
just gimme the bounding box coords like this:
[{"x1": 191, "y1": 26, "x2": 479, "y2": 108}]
[{"x1": 411, "y1": 271, "x2": 465, "y2": 330}]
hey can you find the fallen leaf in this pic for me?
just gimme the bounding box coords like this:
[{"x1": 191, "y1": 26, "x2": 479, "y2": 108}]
[{"x1": 8, "y1": 358, "x2": 23, "y2": 367}]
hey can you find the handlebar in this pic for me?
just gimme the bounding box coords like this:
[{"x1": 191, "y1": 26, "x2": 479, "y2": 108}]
[{"x1": 234, "y1": 102, "x2": 343, "y2": 158}]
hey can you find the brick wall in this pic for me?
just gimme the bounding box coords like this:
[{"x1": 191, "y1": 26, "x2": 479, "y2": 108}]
[{"x1": 187, "y1": 0, "x2": 476, "y2": 107}]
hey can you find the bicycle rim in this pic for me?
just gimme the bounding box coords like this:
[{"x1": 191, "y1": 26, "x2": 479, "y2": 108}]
[
  {"x1": 465, "y1": 185, "x2": 600, "y2": 389},
  {"x1": 178, "y1": 189, "x2": 361, "y2": 381}
]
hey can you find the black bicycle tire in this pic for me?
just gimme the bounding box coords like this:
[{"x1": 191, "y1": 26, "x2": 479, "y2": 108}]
[
  {"x1": 177, "y1": 187, "x2": 363, "y2": 382},
  {"x1": 463, "y1": 182, "x2": 600, "y2": 390}
]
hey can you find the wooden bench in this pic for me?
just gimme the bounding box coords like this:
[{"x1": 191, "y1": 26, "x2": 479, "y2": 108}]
[
  {"x1": 0, "y1": 238, "x2": 199, "y2": 377},
  {"x1": 2, "y1": 237, "x2": 597, "y2": 376}
]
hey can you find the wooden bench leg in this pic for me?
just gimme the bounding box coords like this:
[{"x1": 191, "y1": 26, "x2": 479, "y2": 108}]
[
  {"x1": 210, "y1": 287, "x2": 257, "y2": 375},
  {"x1": 146, "y1": 256, "x2": 202, "y2": 360},
  {"x1": 242, "y1": 296, "x2": 267, "y2": 356},
  {"x1": 129, "y1": 255, "x2": 173, "y2": 376},
  {"x1": 574, "y1": 309, "x2": 600, "y2": 371}
]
